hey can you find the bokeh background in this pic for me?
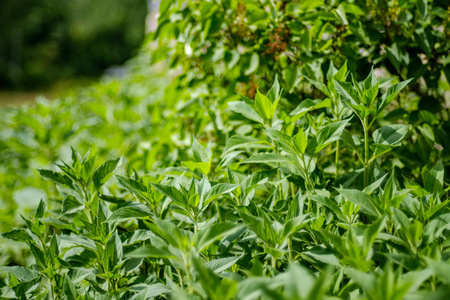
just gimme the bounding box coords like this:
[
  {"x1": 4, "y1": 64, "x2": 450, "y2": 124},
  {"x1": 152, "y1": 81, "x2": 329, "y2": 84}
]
[{"x1": 0, "y1": 0, "x2": 150, "y2": 104}]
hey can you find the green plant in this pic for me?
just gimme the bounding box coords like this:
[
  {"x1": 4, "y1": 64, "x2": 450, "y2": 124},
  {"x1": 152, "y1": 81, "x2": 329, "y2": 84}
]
[{"x1": 1, "y1": 0, "x2": 450, "y2": 299}]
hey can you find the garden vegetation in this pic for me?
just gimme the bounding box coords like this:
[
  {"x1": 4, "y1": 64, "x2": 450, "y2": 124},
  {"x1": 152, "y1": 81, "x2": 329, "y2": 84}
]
[{"x1": 0, "y1": 0, "x2": 449, "y2": 299}]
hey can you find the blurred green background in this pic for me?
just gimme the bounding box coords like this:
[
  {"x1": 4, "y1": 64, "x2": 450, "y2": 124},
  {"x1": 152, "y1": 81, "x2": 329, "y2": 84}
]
[{"x1": 0, "y1": 0, "x2": 149, "y2": 93}]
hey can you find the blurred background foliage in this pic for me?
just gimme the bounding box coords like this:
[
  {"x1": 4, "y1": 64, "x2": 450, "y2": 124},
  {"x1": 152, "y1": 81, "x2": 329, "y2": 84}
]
[{"x1": 0, "y1": 0, "x2": 148, "y2": 90}]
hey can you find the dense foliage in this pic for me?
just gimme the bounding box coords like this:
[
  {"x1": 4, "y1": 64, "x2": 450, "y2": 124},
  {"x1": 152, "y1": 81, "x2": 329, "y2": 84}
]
[{"x1": 1, "y1": 0, "x2": 449, "y2": 299}]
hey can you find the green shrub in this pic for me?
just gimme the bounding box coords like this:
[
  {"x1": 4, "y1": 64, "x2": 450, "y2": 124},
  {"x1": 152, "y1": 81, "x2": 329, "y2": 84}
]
[{"x1": 0, "y1": 0, "x2": 449, "y2": 299}]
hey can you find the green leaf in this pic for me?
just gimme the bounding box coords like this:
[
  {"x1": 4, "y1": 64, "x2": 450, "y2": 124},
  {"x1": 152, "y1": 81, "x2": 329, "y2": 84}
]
[
  {"x1": 243, "y1": 153, "x2": 292, "y2": 164},
  {"x1": 267, "y1": 75, "x2": 281, "y2": 103},
  {"x1": 334, "y1": 80, "x2": 360, "y2": 106},
  {"x1": 59, "y1": 235, "x2": 97, "y2": 251},
  {"x1": 116, "y1": 175, "x2": 149, "y2": 201},
  {"x1": 205, "y1": 254, "x2": 244, "y2": 273},
  {"x1": 204, "y1": 184, "x2": 239, "y2": 206},
  {"x1": 337, "y1": 189, "x2": 380, "y2": 217},
  {"x1": 145, "y1": 218, "x2": 186, "y2": 248},
  {"x1": 335, "y1": 4, "x2": 348, "y2": 25},
  {"x1": 266, "y1": 128, "x2": 297, "y2": 155},
  {"x1": 370, "y1": 143, "x2": 396, "y2": 159},
  {"x1": 63, "y1": 275, "x2": 78, "y2": 299},
  {"x1": 290, "y1": 99, "x2": 330, "y2": 122},
  {"x1": 280, "y1": 214, "x2": 310, "y2": 241},
  {"x1": 35, "y1": 199, "x2": 45, "y2": 219},
  {"x1": 254, "y1": 90, "x2": 273, "y2": 121},
  {"x1": 195, "y1": 222, "x2": 243, "y2": 251},
  {"x1": 149, "y1": 182, "x2": 186, "y2": 207},
  {"x1": 308, "y1": 195, "x2": 345, "y2": 221},
  {"x1": 190, "y1": 254, "x2": 223, "y2": 300},
  {"x1": 303, "y1": 248, "x2": 341, "y2": 267},
  {"x1": 245, "y1": 53, "x2": 259, "y2": 75},
  {"x1": 0, "y1": 266, "x2": 39, "y2": 281},
  {"x1": 423, "y1": 213, "x2": 450, "y2": 243},
  {"x1": 363, "y1": 81, "x2": 379, "y2": 106},
  {"x1": 372, "y1": 124, "x2": 409, "y2": 145},
  {"x1": 29, "y1": 243, "x2": 47, "y2": 269},
  {"x1": 228, "y1": 101, "x2": 264, "y2": 124},
  {"x1": 129, "y1": 283, "x2": 172, "y2": 299},
  {"x1": 378, "y1": 79, "x2": 413, "y2": 112},
  {"x1": 1, "y1": 229, "x2": 32, "y2": 243},
  {"x1": 103, "y1": 231, "x2": 123, "y2": 272},
  {"x1": 222, "y1": 135, "x2": 270, "y2": 154},
  {"x1": 61, "y1": 195, "x2": 84, "y2": 215},
  {"x1": 314, "y1": 119, "x2": 350, "y2": 153},
  {"x1": 283, "y1": 264, "x2": 319, "y2": 299},
  {"x1": 40, "y1": 217, "x2": 77, "y2": 231},
  {"x1": 93, "y1": 158, "x2": 121, "y2": 190},
  {"x1": 38, "y1": 169, "x2": 73, "y2": 189},
  {"x1": 106, "y1": 204, "x2": 152, "y2": 223},
  {"x1": 424, "y1": 159, "x2": 444, "y2": 194},
  {"x1": 293, "y1": 128, "x2": 308, "y2": 154},
  {"x1": 192, "y1": 138, "x2": 211, "y2": 163},
  {"x1": 363, "y1": 215, "x2": 387, "y2": 254},
  {"x1": 126, "y1": 244, "x2": 176, "y2": 259},
  {"x1": 305, "y1": 78, "x2": 330, "y2": 97},
  {"x1": 417, "y1": 0, "x2": 427, "y2": 19}
]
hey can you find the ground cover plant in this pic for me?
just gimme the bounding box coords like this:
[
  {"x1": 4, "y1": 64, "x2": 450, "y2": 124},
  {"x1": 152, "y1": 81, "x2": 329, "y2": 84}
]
[{"x1": 1, "y1": 0, "x2": 450, "y2": 299}]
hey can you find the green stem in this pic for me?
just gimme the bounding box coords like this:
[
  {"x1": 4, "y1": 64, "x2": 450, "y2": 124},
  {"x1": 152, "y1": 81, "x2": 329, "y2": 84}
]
[
  {"x1": 335, "y1": 140, "x2": 340, "y2": 180},
  {"x1": 363, "y1": 117, "x2": 370, "y2": 187},
  {"x1": 288, "y1": 236, "x2": 293, "y2": 262}
]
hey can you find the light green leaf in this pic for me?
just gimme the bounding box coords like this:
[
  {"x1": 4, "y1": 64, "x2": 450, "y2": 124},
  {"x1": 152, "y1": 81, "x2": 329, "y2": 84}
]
[
  {"x1": 38, "y1": 169, "x2": 73, "y2": 189},
  {"x1": 424, "y1": 159, "x2": 444, "y2": 194},
  {"x1": 59, "y1": 235, "x2": 97, "y2": 251},
  {"x1": 93, "y1": 158, "x2": 121, "y2": 190},
  {"x1": 126, "y1": 244, "x2": 176, "y2": 259},
  {"x1": 228, "y1": 101, "x2": 264, "y2": 124},
  {"x1": 63, "y1": 275, "x2": 78, "y2": 299},
  {"x1": 106, "y1": 204, "x2": 152, "y2": 223},
  {"x1": 373, "y1": 124, "x2": 409, "y2": 145},
  {"x1": 254, "y1": 90, "x2": 273, "y2": 121},
  {"x1": 192, "y1": 138, "x2": 211, "y2": 163},
  {"x1": 149, "y1": 182, "x2": 186, "y2": 207},
  {"x1": 337, "y1": 189, "x2": 380, "y2": 217},
  {"x1": 378, "y1": 79, "x2": 412, "y2": 112},
  {"x1": 205, "y1": 254, "x2": 244, "y2": 273},
  {"x1": 417, "y1": 0, "x2": 427, "y2": 19},
  {"x1": 243, "y1": 153, "x2": 292, "y2": 164},
  {"x1": 314, "y1": 119, "x2": 350, "y2": 153},
  {"x1": 293, "y1": 128, "x2": 308, "y2": 154},
  {"x1": 204, "y1": 183, "x2": 239, "y2": 205},
  {"x1": 267, "y1": 75, "x2": 281, "y2": 103},
  {"x1": 0, "y1": 266, "x2": 39, "y2": 281},
  {"x1": 334, "y1": 80, "x2": 360, "y2": 105},
  {"x1": 305, "y1": 78, "x2": 330, "y2": 97},
  {"x1": 222, "y1": 135, "x2": 271, "y2": 154},
  {"x1": 335, "y1": 4, "x2": 348, "y2": 25},
  {"x1": 280, "y1": 214, "x2": 310, "y2": 241},
  {"x1": 116, "y1": 175, "x2": 149, "y2": 201},
  {"x1": 195, "y1": 223, "x2": 243, "y2": 251},
  {"x1": 61, "y1": 195, "x2": 84, "y2": 215},
  {"x1": 245, "y1": 53, "x2": 259, "y2": 75}
]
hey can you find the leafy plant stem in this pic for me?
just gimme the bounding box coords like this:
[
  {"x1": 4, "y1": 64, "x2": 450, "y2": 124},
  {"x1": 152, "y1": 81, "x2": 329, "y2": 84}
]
[
  {"x1": 335, "y1": 140, "x2": 340, "y2": 180},
  {"x1": 363, "y1": 116, "x2": 370, "y2": 187},
  {"x1": 288, "y1": 236, "x2": 293, "y2": 262}
]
